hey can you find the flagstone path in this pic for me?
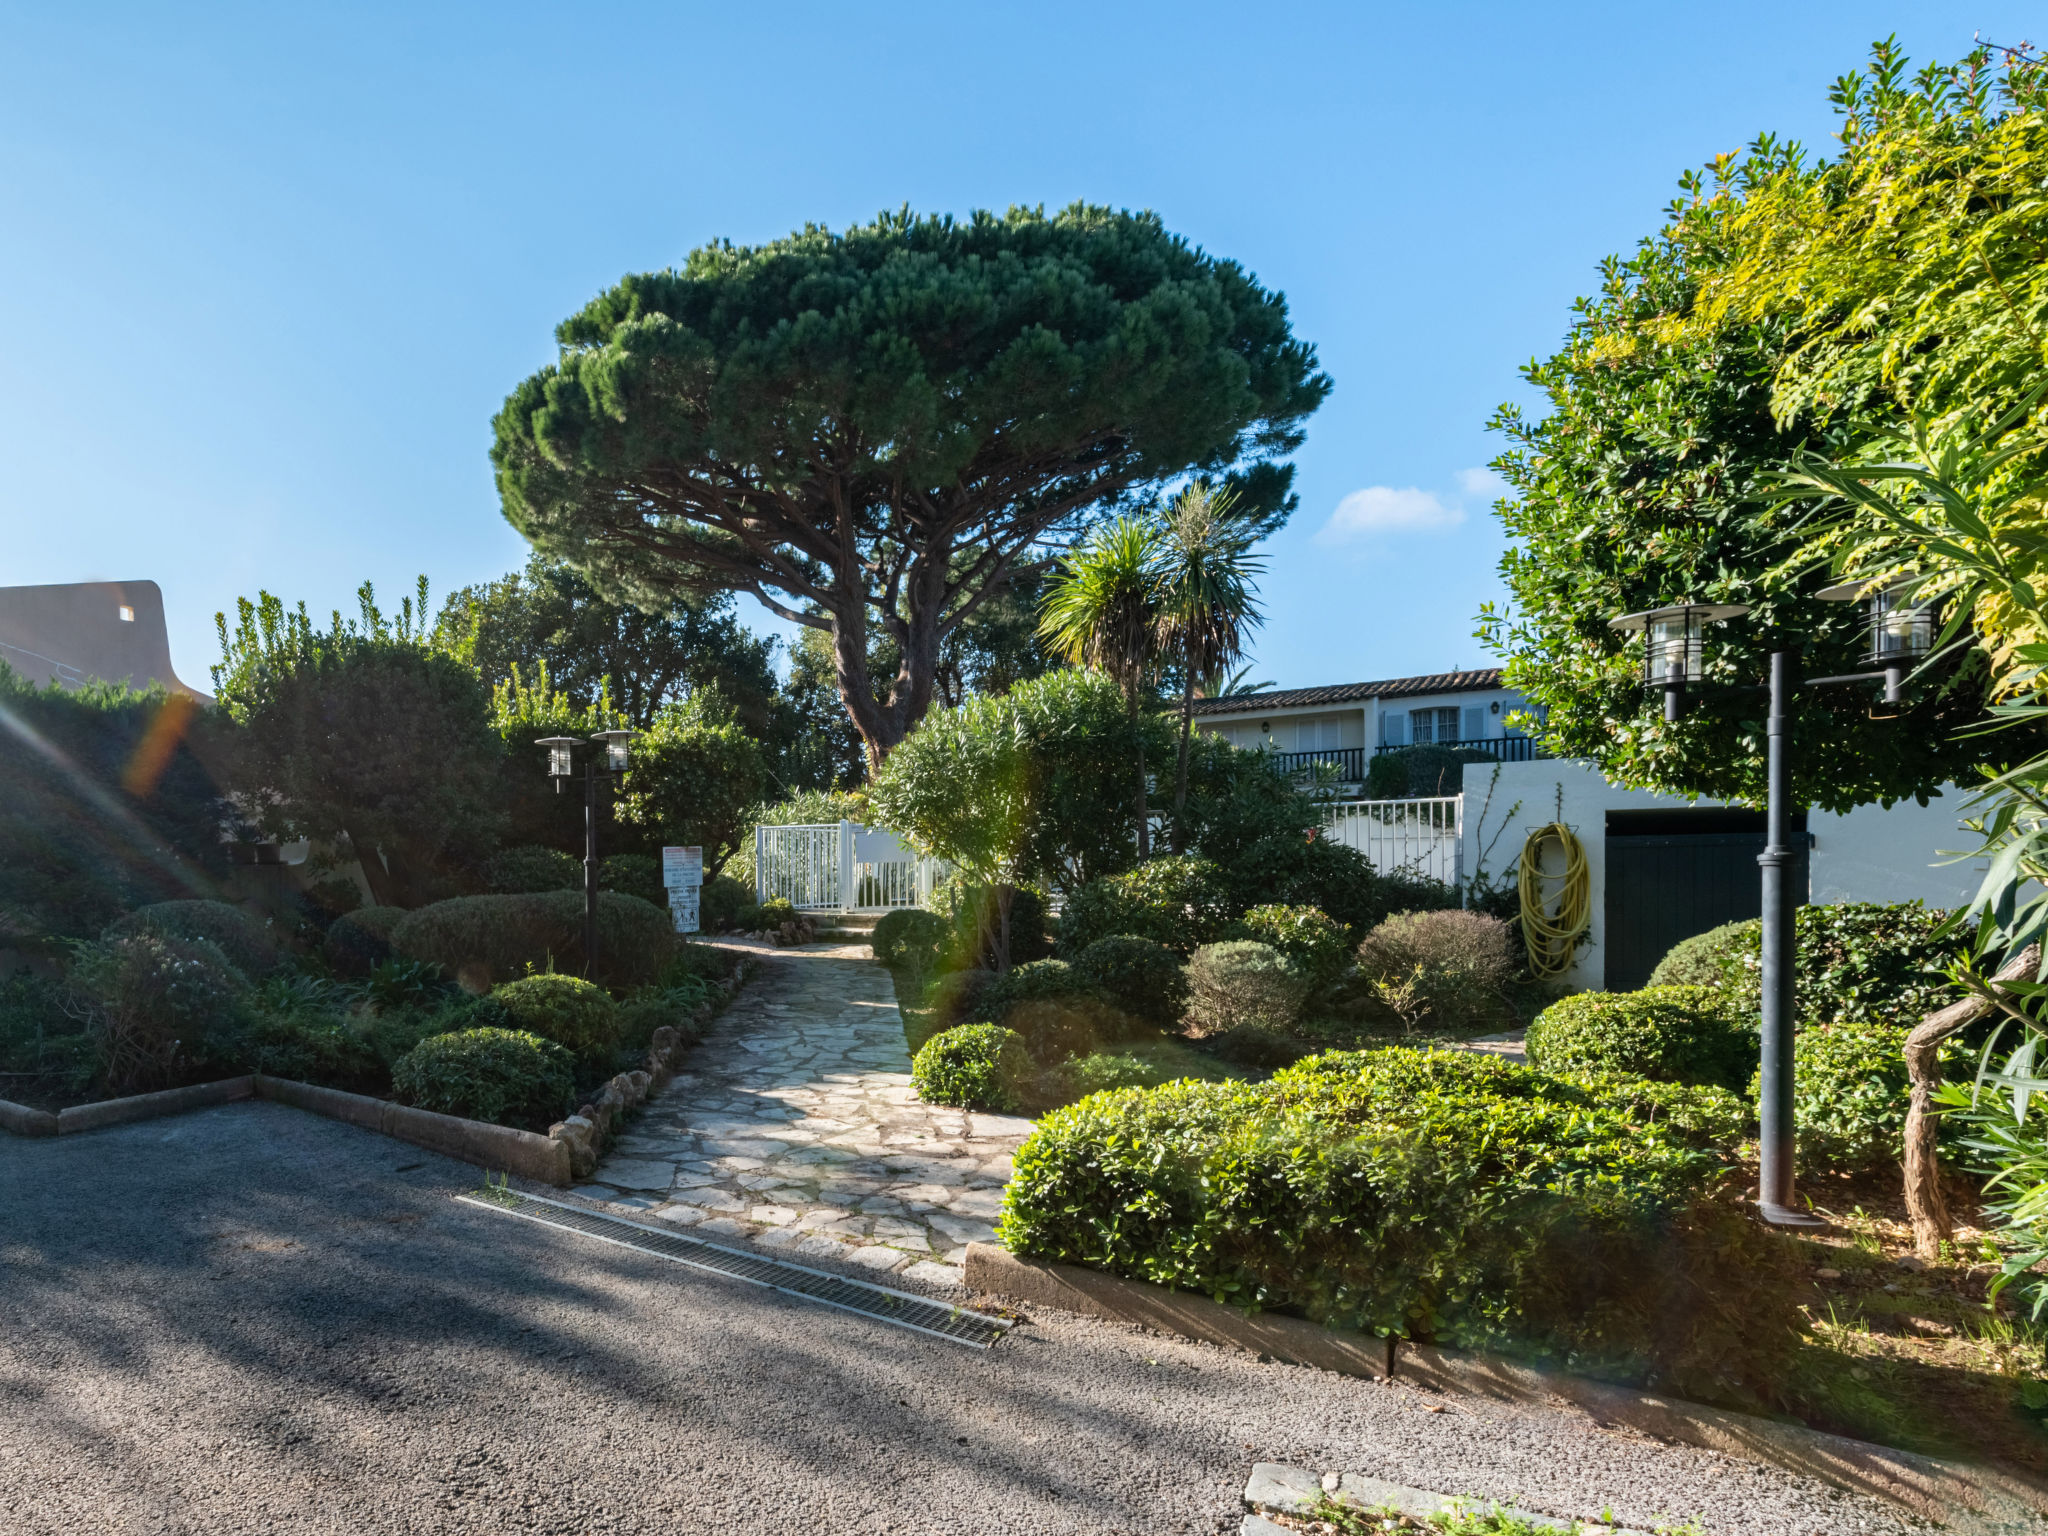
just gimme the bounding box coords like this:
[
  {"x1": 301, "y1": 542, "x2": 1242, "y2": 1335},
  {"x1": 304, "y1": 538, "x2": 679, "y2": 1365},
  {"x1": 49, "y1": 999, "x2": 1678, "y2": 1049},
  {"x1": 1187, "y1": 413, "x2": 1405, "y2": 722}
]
[{"x1": 576, "y1": 939, "x2": 1032, "y2": 1291}]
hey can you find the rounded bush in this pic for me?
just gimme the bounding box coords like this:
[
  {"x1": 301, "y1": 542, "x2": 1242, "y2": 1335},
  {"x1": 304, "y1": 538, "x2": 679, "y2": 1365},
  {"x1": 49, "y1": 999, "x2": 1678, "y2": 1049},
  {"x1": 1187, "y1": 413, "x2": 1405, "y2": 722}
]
[
  {"x1": 1647, "y1": 919, "x2": 1754, "y2": 992},
  {"x1": 1525, "y1": 985, "x2": 1750, "y2": 1091},
  {"x1": 985, "y1": 959, "x2": 1094, "y2": 1017},
  {"x1": 911, "y1": 1023, "x2": 1029, "y2": 1111},
  {"x1": 390, "y1": 1027, "x2": 575, "y2": 1127},
  {"x1": 1073, "y1": 936, "x2": 1188, "y2": 1027},
  {"x1": 1237, "y1": 904, "x2": 1352, "y2": 989},
  {"x1": 391, "y1": 891, "x2": 672, "y2": 990},
  {"x1": 1353, "y1": 908, "x2": 1516, "y2": 1034},
  {"x1": 598, "y1": 853, "x2": 662, "y2": 904},
  {"x1": 481, "y1": 845, "x2": 581, "y2": 894},
  {"x1": 1225, "y1": 834, "x2": 1457, "y2": 934},
  {"x1": 699, "y1": 874, "x2": 752, "y2": 931},
  {"x1": 324, "y1": 905, "x2": 407, "y2": 977},
  {"x1": 872, "y1": 908, "x2": 950, "y2": 975},
  {"x1": 490, "y1": 973, "x2": 620, "y2": 1055},
  {"x1": 104, "y1": 900, "x2": 280, "y2": 980},
  {"x1": 923, "y1": 967, "x2": 998, "y2": 1028},
  {"x1": 1057, "y1": 857, "x2": 1232, "y2": 958},
  {"x1": 1769, "y1": 1019, "x2": 1966, "y2": 1175},
  {"x1": 69, "y1": 932, "x2": 248, "y2": 1095},
  {"x1": 758, "y1": 896, "x2": 797, "y2": 927},
  {"x1": 1185, "y1": 941, "x2": 1309, "y2": 1033}
]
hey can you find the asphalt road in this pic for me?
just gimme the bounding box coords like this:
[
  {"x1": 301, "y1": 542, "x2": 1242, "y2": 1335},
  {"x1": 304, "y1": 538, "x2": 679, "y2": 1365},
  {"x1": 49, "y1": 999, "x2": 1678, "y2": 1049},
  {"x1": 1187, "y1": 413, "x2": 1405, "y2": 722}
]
[{"x1": 0, "y1": 1101, "x2": 1913, "y2": 1536}]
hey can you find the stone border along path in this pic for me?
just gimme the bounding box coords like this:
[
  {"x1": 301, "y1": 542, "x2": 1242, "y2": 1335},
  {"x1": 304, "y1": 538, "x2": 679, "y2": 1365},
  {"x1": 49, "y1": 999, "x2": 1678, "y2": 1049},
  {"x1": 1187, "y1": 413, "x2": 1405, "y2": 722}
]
[{"x1": 578, "y1": 939, "x2": 1031, "y2": 1291}]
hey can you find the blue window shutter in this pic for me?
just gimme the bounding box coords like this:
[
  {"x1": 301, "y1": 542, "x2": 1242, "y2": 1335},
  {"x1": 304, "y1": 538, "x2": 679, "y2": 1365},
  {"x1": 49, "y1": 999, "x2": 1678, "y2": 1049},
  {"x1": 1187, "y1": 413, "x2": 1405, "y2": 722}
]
[{"x1": 1463, "y1": 706, "x2": 1485, "y2": 740}]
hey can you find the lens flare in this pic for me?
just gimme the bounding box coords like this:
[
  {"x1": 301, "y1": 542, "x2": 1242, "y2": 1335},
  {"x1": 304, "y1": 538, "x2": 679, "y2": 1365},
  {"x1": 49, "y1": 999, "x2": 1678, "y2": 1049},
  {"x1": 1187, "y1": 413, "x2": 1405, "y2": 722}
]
[{"x1": 121, "y1": 692, "x2": 199, "y2": 798}]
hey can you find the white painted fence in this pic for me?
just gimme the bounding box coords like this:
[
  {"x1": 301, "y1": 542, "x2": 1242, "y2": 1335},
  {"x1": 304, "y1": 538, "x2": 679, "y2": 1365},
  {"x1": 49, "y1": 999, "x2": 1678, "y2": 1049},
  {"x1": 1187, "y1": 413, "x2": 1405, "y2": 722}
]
[
  {"x1": 1322, "y1": 795, "x2": 1464, "y2": 886},
  {"x1": 753, "y1": 822, "x2": 946, "y2": 913}
]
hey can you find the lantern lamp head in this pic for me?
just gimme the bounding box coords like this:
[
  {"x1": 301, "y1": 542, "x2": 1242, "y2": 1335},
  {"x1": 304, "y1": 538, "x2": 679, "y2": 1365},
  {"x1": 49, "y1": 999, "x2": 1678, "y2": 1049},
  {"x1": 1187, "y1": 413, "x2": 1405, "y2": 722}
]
[
  {"x1": 534, "y1": 736, "x2": 584, "y2": 779},
  {"x1": 590, "y1": 728, "x2": 636, "y2": 773},
  {"x1": 1608, "y1": 602, "x2": 1749, "y2": 720},
  {"x1": 1816, "y1": 579, "x2": 1934, "y2": 665}
]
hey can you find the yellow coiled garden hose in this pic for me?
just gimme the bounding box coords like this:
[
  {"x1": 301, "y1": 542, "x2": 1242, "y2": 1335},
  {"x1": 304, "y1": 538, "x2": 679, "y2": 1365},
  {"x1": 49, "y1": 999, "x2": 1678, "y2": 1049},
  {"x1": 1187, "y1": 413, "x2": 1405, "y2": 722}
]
[{"x1": 1518, "y1": 822, "x2": 1591, "y2": 978}]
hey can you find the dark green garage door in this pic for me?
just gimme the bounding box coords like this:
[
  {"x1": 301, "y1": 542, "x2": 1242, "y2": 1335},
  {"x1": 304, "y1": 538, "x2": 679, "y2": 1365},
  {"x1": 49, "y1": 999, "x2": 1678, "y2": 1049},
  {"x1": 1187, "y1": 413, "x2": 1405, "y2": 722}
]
[{"x1": 1601, "y1": 809, "x2": 1799, "y2": 991}]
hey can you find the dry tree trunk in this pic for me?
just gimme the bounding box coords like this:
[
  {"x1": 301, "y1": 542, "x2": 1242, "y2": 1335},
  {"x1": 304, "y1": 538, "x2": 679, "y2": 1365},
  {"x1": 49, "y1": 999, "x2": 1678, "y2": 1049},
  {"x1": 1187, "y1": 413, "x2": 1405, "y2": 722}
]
[{"x1": 1904, "y1": 942, "x2": 2039, "y2": 1260}]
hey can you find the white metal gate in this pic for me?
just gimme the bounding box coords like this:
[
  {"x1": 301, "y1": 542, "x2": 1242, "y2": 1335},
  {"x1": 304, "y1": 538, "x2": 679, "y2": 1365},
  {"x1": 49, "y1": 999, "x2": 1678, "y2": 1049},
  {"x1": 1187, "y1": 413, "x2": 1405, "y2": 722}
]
[
  {"x1": 754, "y1": 822, "x2": 946, "y2": 913},
  {"x1": 1322, "y1": 795, "x2": 1463, "y2": 886}
]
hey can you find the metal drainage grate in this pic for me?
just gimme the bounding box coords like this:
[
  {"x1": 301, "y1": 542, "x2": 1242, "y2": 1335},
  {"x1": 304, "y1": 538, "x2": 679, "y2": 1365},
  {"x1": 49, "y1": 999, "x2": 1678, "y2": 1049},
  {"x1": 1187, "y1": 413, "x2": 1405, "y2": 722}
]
[{"x1": 455, "y1": 1188, "x2": 1013, "y2": 1349}]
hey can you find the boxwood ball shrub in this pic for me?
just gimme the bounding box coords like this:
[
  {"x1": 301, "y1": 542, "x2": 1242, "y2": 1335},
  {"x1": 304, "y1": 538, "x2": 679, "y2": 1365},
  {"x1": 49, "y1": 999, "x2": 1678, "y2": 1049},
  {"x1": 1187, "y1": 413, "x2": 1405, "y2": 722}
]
[
  {"x1": 872, "y1": 908, "x2": 949, "y2": 975},
  {"x1": 1524, "y1": 986, "x2": 1751, "y2": 1092},
  {"x1": 104, "y1": 900, "x2": 280, "y2": 980},
  {"x1": 390, "y1": 1027, "x2": 575, "y2": 1127},
  {"x1": 392, "y1": 891, "x2": 672, "y2": 990},
  {"x1": 323, "y1": 905, "x2": 407, "y2": 977},
  {"x1": 1072, "y1": 936, "x2": 1188, "y2": 1027},
  {"x1": 490, "y1": 973, "x2": 621, "y2": 1056},
  {"x1": 1057, "y1": 856, "x2": 1233, "y2": 959},
  {"x1": 911, "y1": 1023, "x2": 1029, "y2": 1111},
  {"x1": 1185, "y1": 941, "x2": 1309, "y2": 1033},
  {"x1": 999, "y1": 1047, "x2": 1792, "y2": 1404},
  {"x1": 1237, "y1": 904, "x2": 1352, "y2": 990}
]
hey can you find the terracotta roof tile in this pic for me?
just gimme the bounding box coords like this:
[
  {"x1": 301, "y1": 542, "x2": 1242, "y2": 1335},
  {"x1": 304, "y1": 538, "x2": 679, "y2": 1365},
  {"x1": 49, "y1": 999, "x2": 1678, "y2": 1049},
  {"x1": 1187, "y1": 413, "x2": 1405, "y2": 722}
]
[{"x1": 1187, "y1": 669, "x2": 1505, "y2": 716}]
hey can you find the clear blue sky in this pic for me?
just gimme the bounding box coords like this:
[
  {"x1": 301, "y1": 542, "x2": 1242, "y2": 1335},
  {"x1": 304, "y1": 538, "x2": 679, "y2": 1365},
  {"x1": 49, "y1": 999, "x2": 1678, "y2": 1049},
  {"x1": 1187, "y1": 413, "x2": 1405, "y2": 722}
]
[{"x1": 0, "y1": 3, "x2": 2024, "y2": 693}]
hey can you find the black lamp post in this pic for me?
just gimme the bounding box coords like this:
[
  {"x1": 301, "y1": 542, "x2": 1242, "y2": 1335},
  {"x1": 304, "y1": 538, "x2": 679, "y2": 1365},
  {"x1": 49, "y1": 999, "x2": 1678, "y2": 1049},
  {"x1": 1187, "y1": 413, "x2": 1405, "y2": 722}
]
[
  {"x1": 1609, "y1": 585, "x2": 1934, "y2": 1228},
  {"x1": 535, "y1": 729, "x2": 637, "y2": 980}
]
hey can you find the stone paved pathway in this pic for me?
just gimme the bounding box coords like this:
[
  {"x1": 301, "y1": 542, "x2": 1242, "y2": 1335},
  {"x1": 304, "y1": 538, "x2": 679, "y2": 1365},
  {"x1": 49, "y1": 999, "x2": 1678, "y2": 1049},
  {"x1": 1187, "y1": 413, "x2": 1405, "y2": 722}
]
[{"x1": 578, "y1": 940, "x2": 1032, "y2": 1292}]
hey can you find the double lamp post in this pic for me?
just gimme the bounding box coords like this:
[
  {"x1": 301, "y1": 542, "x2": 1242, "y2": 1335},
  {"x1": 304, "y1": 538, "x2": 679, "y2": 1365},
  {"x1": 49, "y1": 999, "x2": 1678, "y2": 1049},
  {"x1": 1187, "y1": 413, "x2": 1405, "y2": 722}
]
[
  {"x1": 1608, "y1": 583, "x2": 1934, "y2": 1228},
  {"x1": 534, "y1": 729, "x2": 637, "y2": 981}
]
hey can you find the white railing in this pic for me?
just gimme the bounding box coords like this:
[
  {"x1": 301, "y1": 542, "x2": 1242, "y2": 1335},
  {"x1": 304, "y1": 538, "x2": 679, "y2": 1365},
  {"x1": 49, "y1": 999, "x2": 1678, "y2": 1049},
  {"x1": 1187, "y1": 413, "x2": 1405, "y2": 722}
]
[
  {"x1": 1322, "y1": 795, "x2": 1463, "y2": 887},
  {"x1": 754, "y1": 821, "x2": 946, "y2": 912}
]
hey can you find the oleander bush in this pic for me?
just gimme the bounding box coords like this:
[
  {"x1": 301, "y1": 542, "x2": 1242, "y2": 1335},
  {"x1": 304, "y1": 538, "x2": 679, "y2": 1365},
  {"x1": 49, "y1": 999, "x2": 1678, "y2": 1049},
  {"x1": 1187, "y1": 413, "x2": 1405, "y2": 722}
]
[
  {"x1": 1525, "y1": 985, "x2": 1753, "y2": 1093},
  {"x1": 1237, "y1": 904, "x2": 1352, "y2": 990},
  {"x1": 391, "y1": 891, "x2": 671, "y2": 990},
  {"x1": 103, "y1": 900, "x2": 280, "y2": 981},
  {"x1": 323, "y1": 905, "x2": 407, "y2": 977},
  {"x1": 911, "y1": 1022, "x2": 1029, "y2": 1112},
  {"x1": 1647, "y1": 902, "x2": 1964, "y2": 1028},
  {"x1": 1071, "y1": 936, "x2": 1188, "y2": 1028},
  {"x1": 1057, "y1": 856, "x2": 1234, "y2": 958},
  {"x1": 1185, "y1": 941, "x2": 1309, "y2": 1033},
  {"x1": 390, "y1": 1027, "x2": 576, "y2": 1128},
  {"x1": 490, "y1": 973, "x2": 620, "y2": 1056},
  {"x1": 872, "y1": 908, "x2": 950, "y2": 976},
  {"x1": 481, "y1": 844, "x2": 581, "y2": 894},
  {"x1": 1352, "y1": 909, "x2": 1516, "y2": 1034},
  {"x1": 999, "y1": 1047, "x2": 1790, "y2": 1403}
]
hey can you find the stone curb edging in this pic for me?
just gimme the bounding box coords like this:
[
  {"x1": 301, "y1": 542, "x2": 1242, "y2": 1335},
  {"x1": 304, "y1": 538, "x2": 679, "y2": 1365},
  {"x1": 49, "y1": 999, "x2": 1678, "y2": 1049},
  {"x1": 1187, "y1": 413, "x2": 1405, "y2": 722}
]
[
  {"x1": 963, "y1": 1245, "x2": 2048, "y2": 1532},
  {"x1": 1242, "y1": 1462, "x2": 1651, "y2": 1536},
  {"x1": 0, "y1": 1075, "x2": 569, "y2": 1185}
]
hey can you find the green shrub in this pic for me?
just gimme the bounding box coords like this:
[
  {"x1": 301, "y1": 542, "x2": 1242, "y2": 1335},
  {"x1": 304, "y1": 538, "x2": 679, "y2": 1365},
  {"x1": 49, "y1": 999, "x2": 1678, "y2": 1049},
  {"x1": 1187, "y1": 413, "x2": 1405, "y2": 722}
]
[
  {"x1": 67, "y1": 932, "x2": 248, "y2": 1095},
  {"x1": 1763, "y1": 1019, "x2": 1964, "y2": 1175},
  {"x1": 1204, "y1": 1023, "x2": 1311, "y2": 1070},
  {"x1": 599, "y1": 853, "x2": 662, "y2": 904},
  {"x1": 1237, "y1": 904, "x2": 1352, "y2": 990},
  {"x1": 390, "y1": 891, "x2": 672, "y2": 990},
  {"x1": 1058, "y1": 857, "x2": 1232, "y2": 958},
  {"x1": 872, "y1": 908, "x2": 949, "y2": 975},
  {"x1": 0, "y1": 970, "x2": 92, "y2": 1096},
  {"x1": 324, "y1": 905, "x2": 407, "y2": 977},
  {"x1": 999, "y1": 1046, "x2": 1790, "y2": 1404},
  {"x1": 1072, "y1": 936, "x2": 1188, "y2": 1027},
  {"x1": 1646, "y1": 903, "x2": 1964, "y2": 1027},
  {"x1": 911, "y1": 1023, "x2": 1029, "y2": 1111},
  {"x1": 1061, "y1": 1051, "x2": 1183, "y2": 1096},
  {"x1": 757, "y1": 896, "x2": 797, "y2": 926},
  {"x1": 1223, "y1": 833, "x2": 1458, "y2": 935},
  {"x1": 616, "y1": 979, "x2": 717, "y2": 1052},
  {"x1": 1353, "y1": 909, "x2": 1515, "y2": 1034},
  {"x1": 1525, "y1": 986, "x2": 1751, "y2": 1091},
  {"x1": 923, "y1": 968, "x2": 998, "y2": 1028},
  {"x1": 699, "y1": 873, "x2": 752, "y2": 931},
  {"x1": 984, "y1": 959, "x2": 1093, "y2": 1016},
  {"x1": 481, "y1": 844, "x2": 581, "y2": 894},
  {"x1": 931, "y1": 881, "x2": 1052, "y2": 968},
  {"x1": 658, "y1": 942, "x2": 739, "y2": 985},
  {"x1": 104, "y1": 900, "x2": 280, "y2": 980},
  {"x1": 490, "y1": 973, "x2": 620, "y2": 1056},
  {"x1": 390, "y1": 1027, "x2": 575, "y2": 1127},
  {"x1": 1185, "y1": 941, "x2": 1309, "y2": 1032},
  {"x1": 983, "y1": 960, "x2": 1130, "y2": 1063}
]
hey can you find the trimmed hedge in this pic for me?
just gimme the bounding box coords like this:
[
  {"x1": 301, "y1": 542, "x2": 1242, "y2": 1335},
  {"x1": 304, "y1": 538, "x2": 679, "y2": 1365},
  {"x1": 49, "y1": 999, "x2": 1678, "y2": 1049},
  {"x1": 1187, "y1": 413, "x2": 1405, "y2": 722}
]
[
  {"x1": 491, "y1": 973, "x2": 620, "y2": 1056},
  {"x1": 911, "y1": 1023, "x2": 1028, "y2": 1111},
  {"x1": 1057, "y1": 857, "x2": 1233, "y2": 958},
  {"x1": 104, "y1": 900, "x2": 279, "y2": 980},
  {"x1": 390, "y1": 1027, "x2": 575, "y2": 1127},
  {"x1": 999, "y1": 1047, "x2": 1791, "y2": 1403},
  {"x1": 391, "y1": 891, "x2": 672, "y2": 990},
  {"x1": 1767, "y1": 1019, "x2": 1967, "y2": 1175},
  {"x1": 872, "y1": 908, "x2": 949, "y2": 975},
  {"x1": 1185, "y1": 941, "x2": 1307, "y2": 1032},
  {"x1": 1072, "y1": 936, "x2": 1188, "y2": 1027},
  {"x1": 481, "y1": 844, "x2": 580, "y2": 894},
  {"x1": 324, "y1": 905, "x2": 407, "y2": 977},
  {"x1": 1524, "y1": 986, "x2": 1751, "y2": 1092}
]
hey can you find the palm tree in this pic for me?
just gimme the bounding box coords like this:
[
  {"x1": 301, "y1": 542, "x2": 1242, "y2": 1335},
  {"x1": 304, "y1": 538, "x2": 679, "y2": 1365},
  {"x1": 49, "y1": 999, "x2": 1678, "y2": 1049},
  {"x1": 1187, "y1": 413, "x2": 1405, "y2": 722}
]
[
  {"x1": 1195, "y1": 661, "x2": 1275, "y2": 698},
  {"x1": 1152, "y1": 484, "x2": 1266, "y2": 853},
  {"x1": 1037, "y1": 517, "x2": 1163, "y2": 856}
]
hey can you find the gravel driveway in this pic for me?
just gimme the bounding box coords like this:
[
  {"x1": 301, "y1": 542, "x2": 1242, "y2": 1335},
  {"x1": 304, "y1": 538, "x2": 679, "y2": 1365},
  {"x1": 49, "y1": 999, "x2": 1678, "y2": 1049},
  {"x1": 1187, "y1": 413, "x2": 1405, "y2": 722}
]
[{"x1": 0, "y1": 1101, "x2": 1914, "y2": 1535}]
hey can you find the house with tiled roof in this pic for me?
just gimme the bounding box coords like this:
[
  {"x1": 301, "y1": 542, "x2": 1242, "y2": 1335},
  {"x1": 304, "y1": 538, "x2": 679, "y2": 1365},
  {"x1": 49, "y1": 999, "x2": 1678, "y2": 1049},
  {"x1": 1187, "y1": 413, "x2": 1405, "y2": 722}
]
[{"x1": 1189, "y1": 668, "x2": 1538, "y2": 791}]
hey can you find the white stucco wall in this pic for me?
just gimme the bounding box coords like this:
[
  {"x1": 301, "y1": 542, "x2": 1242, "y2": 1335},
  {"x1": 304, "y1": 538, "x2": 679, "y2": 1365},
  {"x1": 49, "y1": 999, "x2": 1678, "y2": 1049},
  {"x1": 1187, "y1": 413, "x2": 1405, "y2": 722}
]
[{"x1": 1462, "y1": 758, "x2": 1987, "y2": 992}]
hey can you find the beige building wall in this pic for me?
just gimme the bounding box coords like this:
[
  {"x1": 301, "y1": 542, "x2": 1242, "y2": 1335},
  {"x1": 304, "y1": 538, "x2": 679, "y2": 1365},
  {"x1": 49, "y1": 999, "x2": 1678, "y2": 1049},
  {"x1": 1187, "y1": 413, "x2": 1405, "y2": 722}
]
[{"x1": 0, "y1": 580, "x2": 208, "y2": 698}]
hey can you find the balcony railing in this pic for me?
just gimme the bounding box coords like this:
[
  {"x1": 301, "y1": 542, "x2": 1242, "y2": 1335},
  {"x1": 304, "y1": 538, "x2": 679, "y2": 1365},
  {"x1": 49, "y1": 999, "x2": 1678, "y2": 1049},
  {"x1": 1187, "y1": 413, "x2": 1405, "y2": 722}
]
[
  {"x1": 1375, "y1": 736, "x2": 1538, "y2": 764},
  {"x1": 1271, "y1": 747, "x2": 1366, "y2": 780}
]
